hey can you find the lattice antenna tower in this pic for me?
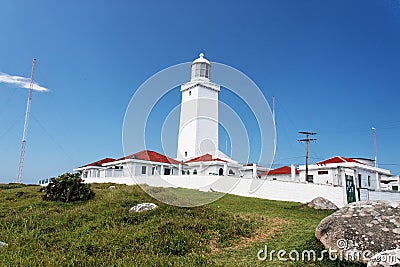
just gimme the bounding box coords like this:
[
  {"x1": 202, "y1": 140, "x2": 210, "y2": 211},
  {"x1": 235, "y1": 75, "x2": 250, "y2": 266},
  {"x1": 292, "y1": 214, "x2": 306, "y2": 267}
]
[{"x1": 17, "y1": 58, "x2": 37, "y2": 183}]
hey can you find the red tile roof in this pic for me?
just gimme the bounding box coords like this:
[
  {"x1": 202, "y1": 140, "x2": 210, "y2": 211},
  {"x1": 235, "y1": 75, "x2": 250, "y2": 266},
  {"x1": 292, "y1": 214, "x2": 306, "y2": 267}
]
[
  {"x1": 184, "y1": 153, "x2": 227, "y2": 163},
  {"x1": 260, "y1": 166, "x2": 299, "y2": 176},
  {"x1": 316, "y1": 156, "x2": 362, "y2": 165},
  {"x1": 119, "y1": 150, "x2": 182, "y2": 165},
  {"x1": 80, "y1": 158, "x2": 115, "y2": 168}
]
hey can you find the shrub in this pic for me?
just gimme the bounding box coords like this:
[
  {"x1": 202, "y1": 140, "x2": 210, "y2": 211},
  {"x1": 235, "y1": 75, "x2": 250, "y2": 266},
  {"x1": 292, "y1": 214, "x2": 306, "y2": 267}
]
[{"x1": 42, "y1": 173, "x2": 95, "y2": 202}]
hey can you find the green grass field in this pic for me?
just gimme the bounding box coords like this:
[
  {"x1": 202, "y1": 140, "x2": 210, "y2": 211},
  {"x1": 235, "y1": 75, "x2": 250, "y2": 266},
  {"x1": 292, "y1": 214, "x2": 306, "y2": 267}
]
[{"x1": 0, "y1": 183, "x2": 365, "y2": 266}]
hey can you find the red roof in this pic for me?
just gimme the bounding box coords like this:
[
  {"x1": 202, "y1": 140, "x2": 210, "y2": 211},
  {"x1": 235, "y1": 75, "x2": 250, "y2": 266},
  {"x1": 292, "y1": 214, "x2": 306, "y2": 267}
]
[
  {"x1": 260, "y1": 166, "x2": 299, "y2": 176},
  {"x1": 184, "y1": 154, "x2": 227, "y2": 163},
  {"x1": 80, "y1": 158, "x2": 115, "y2": 168},
  {"x1": 119, "y1": 150, "x2": 182, "y2": 165},
  {"x1": 316, "y1": 156, "x2": 362, "y2": 165}
]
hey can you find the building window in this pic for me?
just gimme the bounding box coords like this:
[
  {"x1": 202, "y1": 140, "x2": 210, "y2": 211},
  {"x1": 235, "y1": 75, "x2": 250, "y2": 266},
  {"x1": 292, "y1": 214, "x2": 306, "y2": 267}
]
[
  {"x1": 219, "y1": 168, "x2": 224, "y2": 176},
  {"x1": 189, "y1": 91, "x2": 191, "y2": 96},
  {"x1": 141, "y1": 166, "x2": 147, "y2": 175},
  {"x1": 229, "y1": 169, "x2": 235, "y2": 175},
  {"x1": 164, "y1": 168, "x2": 171, "y2": 175},
  {"x1": 105, "y1": 169, "x2": 113, "y2": 177},
  {"x1": 185, "y1": 151, "x2": 187, "y2": 157},
  {"x1": 368, "y1": 175, "x2": 371, "y2": 187},
  {"x1": 152, "y1": 166, "x2": 156, "y2": 175},
  {"x1": 186, "y1": 170, "x2": 190, "y2": 175},
  {"x1": 392, "y1": 186, "x2": 399, "y2": 191},
  {"x1": 193, "y1": 169, "x2": 197, "y2": 175},
  {"x1": 306, "y1": 175, "x2": 314, "y2": 183},
  {"x1": 318, "y1": 170, "x2": 328, "y2": 175}
]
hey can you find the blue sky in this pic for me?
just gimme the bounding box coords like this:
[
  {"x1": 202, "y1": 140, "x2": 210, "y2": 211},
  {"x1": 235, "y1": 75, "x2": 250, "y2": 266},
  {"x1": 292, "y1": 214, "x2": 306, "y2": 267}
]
[{"x1": 0, "y1": 0, "x2": 400, "y2": 184}]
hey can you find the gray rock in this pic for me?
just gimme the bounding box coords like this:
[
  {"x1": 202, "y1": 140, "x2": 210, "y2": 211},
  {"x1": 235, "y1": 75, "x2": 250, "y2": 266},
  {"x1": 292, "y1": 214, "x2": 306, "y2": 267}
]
[
  {"x1": 0, "y1": 241, "x2": 8, "y2": 249},
  {"x1": 129, "y1": 203, "x2": 158, "y2": 213},
  {"x1": 307, "y1": 197, "x2": 338, "y2": 210},
  {"x1": 368, "y1": 249, "x2": 400, "y2": 267},
  {"x1": 108, "y1": 186, "x2": 116, "y2": 189},
  {"x1": 316, "y1": 200, "x2": 400, "y2": 263}
]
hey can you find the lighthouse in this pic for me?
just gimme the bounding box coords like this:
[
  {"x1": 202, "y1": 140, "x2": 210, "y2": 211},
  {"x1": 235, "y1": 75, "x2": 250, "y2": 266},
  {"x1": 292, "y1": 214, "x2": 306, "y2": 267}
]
[{"x1": 176, "y1": 53, "x2": 220, "y2": 160}]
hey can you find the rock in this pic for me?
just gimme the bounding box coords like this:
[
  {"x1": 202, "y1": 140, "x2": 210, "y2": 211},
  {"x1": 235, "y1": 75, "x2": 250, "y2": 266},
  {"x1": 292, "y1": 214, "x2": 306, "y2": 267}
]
[
  {"x1": 15, "y1": 191, "x2": 25, "y2": 197},
  {"x1": 0, "y1": 241, "x2": 8, "y2": 249},
  {"x1": 108, "y1": 186, "x2": 116, "y2": 189},
  {"x1": 307, "y1": 197, "x2": 338, "y2": 210},
  {"x1": 316, "y1": 200, "x2": 400, "y2": 263},
  {"x1": 129, "y1": 203, "x2": 158, "y2": 213},
  {"x1": 367, "y1": 249, "x2": 400, "y2": 267}
]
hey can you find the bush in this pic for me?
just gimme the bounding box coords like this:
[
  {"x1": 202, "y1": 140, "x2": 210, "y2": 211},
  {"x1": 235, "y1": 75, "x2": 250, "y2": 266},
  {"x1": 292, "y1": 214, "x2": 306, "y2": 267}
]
[{"x1": 42, "y1": 173, "x2": 95, "y2": 202}]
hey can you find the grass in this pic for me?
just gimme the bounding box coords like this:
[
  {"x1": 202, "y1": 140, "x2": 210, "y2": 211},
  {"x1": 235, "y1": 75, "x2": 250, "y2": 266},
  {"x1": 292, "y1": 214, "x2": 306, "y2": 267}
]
[{"x1": 0, "y1": 183, "x2": 365, "y2": 266}]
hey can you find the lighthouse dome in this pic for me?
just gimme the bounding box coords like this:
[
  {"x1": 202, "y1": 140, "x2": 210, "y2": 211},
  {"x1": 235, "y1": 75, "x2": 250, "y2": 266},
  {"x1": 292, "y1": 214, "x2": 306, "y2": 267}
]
[{"x1": 191, "y1": 53, "x2": 210, "y2": 80}]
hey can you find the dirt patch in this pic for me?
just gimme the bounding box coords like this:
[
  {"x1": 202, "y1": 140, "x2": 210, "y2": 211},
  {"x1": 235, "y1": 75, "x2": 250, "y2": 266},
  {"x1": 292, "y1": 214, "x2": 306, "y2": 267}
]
[{"x1": 209, "y1": 214, "x2": 291, "y2": 253}]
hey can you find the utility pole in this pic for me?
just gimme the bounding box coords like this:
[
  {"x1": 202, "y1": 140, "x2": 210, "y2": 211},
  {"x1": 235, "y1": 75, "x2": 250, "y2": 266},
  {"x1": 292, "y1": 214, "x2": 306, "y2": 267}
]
[
  {"x1": 17, "y1": 58, "x2": 36, "y2": 183},
  {"x1": 298, "y1": 131, "x2": 317, "y2": 182},
  {"x1": 372, "y1": 127, "x2": 377, "y2": 168}
]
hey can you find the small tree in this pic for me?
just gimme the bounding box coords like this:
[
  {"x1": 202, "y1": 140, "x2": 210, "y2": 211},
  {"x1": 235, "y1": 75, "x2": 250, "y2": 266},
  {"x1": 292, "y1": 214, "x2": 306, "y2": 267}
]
[{"x1": 42, "y1": 172, "x2": 95, "y2": 202}]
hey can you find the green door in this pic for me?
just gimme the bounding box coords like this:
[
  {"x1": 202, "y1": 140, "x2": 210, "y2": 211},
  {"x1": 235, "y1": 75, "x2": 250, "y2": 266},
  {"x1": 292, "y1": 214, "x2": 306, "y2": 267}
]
[{"x1": 346, "y1": 175, "x2": 356, "y2": 203}]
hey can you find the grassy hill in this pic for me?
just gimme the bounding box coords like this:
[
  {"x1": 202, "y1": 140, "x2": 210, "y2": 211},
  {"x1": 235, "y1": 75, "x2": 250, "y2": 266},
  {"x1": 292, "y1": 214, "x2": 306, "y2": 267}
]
[{"x1": 0, "y1": 183, "x2": 364, "y2": 266}]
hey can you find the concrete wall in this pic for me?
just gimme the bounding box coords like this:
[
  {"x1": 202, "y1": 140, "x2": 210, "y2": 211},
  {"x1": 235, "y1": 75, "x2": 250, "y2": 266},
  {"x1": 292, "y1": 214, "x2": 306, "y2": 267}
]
[
  {"x1": 83, "y1": 175, "x2": 347, "y2": 208},
  {"x1": 368, "y1": 190, "x2": 400, "y2": 202}
]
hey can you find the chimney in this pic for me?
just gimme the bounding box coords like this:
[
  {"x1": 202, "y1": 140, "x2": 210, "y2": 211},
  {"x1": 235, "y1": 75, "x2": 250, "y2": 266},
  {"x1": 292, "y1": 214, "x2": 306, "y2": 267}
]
[{"x1": 291, "y1": 164, "x2": 297, "y2": 180}]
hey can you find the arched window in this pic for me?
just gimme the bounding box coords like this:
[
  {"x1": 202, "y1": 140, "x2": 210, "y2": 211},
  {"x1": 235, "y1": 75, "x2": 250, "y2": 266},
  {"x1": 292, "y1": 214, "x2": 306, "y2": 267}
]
[
  {"x1": 219, "y1": 168, "x2": 224, "y2": 176},
  {"x1": 229, "y1": 169, "x2": 235, "y2": 175},
  {"x1": 193, "y1": 169, "x2": 197, "y2": 175},
  {"x1": 187, "y1": 170, "x2": 190, "y2": 175}
]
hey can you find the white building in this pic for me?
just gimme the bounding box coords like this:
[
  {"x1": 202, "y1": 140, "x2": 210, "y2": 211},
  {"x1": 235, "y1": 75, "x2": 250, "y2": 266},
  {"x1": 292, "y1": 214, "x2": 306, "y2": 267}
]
[
  {"x1": 297, "y1": 156, "x2": 393, "y2": 203},
  {"x1": 260, "y1": 165, "x2": 299, "y2": 181},
  {"x1": 73, "y1": 150, "x2": 182, "y2": 180}
]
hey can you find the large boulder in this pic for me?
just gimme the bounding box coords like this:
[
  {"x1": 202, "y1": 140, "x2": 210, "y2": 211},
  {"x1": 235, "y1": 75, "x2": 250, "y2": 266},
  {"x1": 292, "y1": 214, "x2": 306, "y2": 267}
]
[
  {"x1": 129, "y1": 203, "x2": 158, "y2": 213},
  {"x1": 367, "y1": 249, "x2": 400, "y2": 267},
  {"x1": 307, "y1": 197, "x2": 338, "y2": 210},
  {"x1": 316, "y1": 200, "x2": 400, "y2": 264}
]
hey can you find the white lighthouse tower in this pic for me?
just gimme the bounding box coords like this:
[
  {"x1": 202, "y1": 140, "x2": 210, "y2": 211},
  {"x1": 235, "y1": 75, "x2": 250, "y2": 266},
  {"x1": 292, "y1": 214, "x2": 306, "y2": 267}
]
[{"x1": 177, "y1": 53, "x2": 221, "y2": 160}]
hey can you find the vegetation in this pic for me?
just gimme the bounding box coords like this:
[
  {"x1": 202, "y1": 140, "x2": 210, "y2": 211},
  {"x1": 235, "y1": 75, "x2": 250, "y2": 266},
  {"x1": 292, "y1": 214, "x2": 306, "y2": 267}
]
[
  {"x1": 41, "y1": 172, "x2": 95, "y2": 202},
  {"x1": 0, "y1": 183, "x2": 365, "y2": 266}
]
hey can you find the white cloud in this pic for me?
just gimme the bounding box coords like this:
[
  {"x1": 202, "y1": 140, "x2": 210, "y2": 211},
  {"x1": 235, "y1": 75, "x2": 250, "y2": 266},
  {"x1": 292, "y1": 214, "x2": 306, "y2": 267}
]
[{"x1": 0, "y1": 72, "x2": 49, "y2": 92}]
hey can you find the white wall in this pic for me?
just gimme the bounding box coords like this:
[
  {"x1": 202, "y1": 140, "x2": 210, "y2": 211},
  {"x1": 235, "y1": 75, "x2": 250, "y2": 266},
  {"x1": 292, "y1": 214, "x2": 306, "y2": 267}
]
[
  {"x1": 83, "y1": 175, "x2": 347, "y2": 208},
  {"x1": 368, "y1": 190, "x2": 400, "y2": 201},
  {"x1": 264, "y1": 174, "x2": 295, "y2": 182}
]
